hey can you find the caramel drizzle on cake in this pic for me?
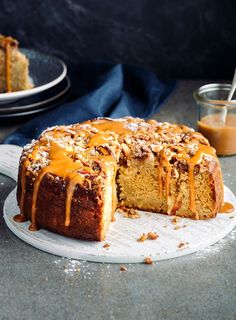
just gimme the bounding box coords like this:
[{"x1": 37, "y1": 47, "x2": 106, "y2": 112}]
[
  {"x1": 15, "y1": 117, "x2": 223, "y2": 233},
  {"x1": 155, "y1": 127, "x2": 219, "y2": 215},
  {"x1": 0, "y1": 35, "x2": 18, "y2": 92},
  {"x1": 30, "y1": 142, "x2": 91, "y2": 230},
  {"x1": 16, "y1": 119, "x2": 132, "y2": 231},
  {"x1": 90, "y1": 119, "x2": 132, "y2": 135},
  {"x1": 186, "y1": 144, "x2": 217, "y2": 217},
  {"x1": 29, "y1": 141, "x2": 116, "y2": 231},
  {"x1": 14, "y1": 145, "x2": 40, "y2": 223}
]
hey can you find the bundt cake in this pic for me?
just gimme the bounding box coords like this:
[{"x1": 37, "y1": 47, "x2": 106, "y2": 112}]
[
  {"x1": 15, "y1": 117, "x2": 224, "y2": 241},
  {"x1": 0, "y1": 34, "x2": 32, "y2": 93}
]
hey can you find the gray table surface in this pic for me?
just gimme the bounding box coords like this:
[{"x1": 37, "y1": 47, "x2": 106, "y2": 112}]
[{"x1": 0, "y1": 81, "x2": 235, "y2": 320}]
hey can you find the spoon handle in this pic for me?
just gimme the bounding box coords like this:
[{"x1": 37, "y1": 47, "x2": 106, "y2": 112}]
[
  {"x1": 219, "y1": 67, "x2": 236, "y2": 124},
  {"x1": 227, "y1": 67, "x2": 236, "y2": 101}
]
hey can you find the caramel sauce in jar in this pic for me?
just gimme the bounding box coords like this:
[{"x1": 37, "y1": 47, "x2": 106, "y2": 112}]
[
  {"x1": 194, "y1": 83, "x2": 236, "y2": 156},
  {"x1": 198, "y1": 113, "x2": 236, "y2": 155}
]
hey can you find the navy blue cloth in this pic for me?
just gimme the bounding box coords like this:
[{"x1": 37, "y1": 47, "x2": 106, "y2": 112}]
[{"x1": 4, "y1": 63, "x2": 175, "y2": 147}]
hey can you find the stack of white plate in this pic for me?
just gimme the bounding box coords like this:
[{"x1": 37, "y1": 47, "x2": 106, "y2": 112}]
[{"x1": 0, "y1": 49, "x2": 70, "y2": 120}]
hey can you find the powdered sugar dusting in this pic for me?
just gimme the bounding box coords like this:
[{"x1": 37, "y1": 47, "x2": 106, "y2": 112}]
[{"x1": 193, "y1": 226, "x2": 236, "y2": 259}]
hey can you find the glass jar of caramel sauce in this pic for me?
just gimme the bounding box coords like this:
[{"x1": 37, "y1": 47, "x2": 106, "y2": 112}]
[{"x1": 194, "y1": 83, "x2": 236, "y2": 156}]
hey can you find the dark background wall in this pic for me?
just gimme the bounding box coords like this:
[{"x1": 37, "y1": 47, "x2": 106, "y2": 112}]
[{"x1": 0, "y1": 0, "x2": 235, "y2": 79}]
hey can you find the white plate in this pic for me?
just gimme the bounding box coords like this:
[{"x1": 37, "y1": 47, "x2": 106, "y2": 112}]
[
  {"x1": 0, "y1": 49, "x2": 67, "y2": 103},
  {"x1": 3, "y1": 186, "x2": 236, "y2": 263}
]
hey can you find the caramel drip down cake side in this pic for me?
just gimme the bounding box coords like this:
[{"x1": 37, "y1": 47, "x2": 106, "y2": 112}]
[{"x1": 15, "y1": 117, "x2": 224, "y2": 240}]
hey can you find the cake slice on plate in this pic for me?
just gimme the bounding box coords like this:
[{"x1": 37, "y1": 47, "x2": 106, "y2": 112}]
[{"x1": 0, "y1": 34, "x2": 32, "y2": 93}]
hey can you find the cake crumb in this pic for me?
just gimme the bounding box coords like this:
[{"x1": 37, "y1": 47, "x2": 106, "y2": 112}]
[
  {"x1": 171, "y1": 216, "x2": 181, "y2": 224},
  {"x1": 137, "y1": 231, "x2": 159, "y2": 242},
  {"x1": 147, "y1": 232, "x2": 159, "y2": 240},
  {"x1": 178, "y1": 241, "x2": 189, "y2": 248},
  {"x1": 103, "y1": 243, "x2": 110, "y2": 249},
  {"x1": 174, "y1": 224, "x2": 188, "y2": 230},
  {"x1": 120, "y1": 266, "x2": 127, "y2": 272},
  {"x1": 119, "y1": 207, "x2": 140, "y2": 219},
  {"x1": 144, "y1": 257, "x2": 153, "y2": 265},
  {"x1": 137, "y1": 233, "x2": 148, "y2": 242},
  {"x1": 138, "y1": 232, "x2": 159, "y2": 242}
]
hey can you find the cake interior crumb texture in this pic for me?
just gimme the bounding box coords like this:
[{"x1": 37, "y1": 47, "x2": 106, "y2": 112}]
[
  {"x1": 16, "y1": 117, "x2": 224, "y2": 241},
  {"x1": 0, "y1": 34, "x2": 32, "y2": 93}
]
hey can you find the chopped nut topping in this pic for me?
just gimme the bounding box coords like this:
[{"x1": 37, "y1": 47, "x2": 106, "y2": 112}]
[
  {"x1": 144, "y1": 257, "x2": 153, "y2": 265},
  {"x1": 120, "y1": 266, "x2": 127, "y2": 272},
  {"x1": 121, "y1": 143, "x2": 130, "y2": 156},
  {"x1": 147, "y1": 119, "x2": 157, "y2": 125},
  {"x1": 150, "y1": 144, "x2": 163, "y2": 153}
]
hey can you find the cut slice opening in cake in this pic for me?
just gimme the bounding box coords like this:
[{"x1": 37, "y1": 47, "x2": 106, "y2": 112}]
[{"x1": 100, "y1": 166, "x2": 117, "y2": 240}]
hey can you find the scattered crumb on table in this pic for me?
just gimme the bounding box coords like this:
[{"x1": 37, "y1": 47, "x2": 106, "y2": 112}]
[
  {"x1": 144, "y1": 257, "x2": 153, "y2": 265},
  {"x1": 120, "y1": 266, "x2": 127, "y2": 272}
]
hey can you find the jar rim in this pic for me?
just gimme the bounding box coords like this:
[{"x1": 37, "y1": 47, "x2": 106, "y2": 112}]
[{"x1": 193, "y1": 83, "x2": 236, "y2": 110}]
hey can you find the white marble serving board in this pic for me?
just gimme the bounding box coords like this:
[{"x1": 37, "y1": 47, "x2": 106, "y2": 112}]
[
  {"x1": 1, "y1": 144, "x2": 236, "y2": 263},
  {"x1": 0, "y1": 144, "x2": 22, "y2": 180},
  {"x1": 3, "y1": 186, "x2": 236, "y2": 263}
]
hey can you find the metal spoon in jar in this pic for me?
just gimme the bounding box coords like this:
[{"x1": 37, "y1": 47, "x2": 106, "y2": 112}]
[{"x1": 221, "y1": 67, "x2": 236, "y2": 124}]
